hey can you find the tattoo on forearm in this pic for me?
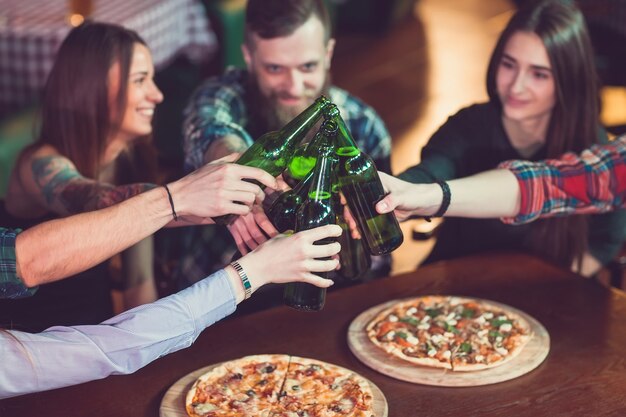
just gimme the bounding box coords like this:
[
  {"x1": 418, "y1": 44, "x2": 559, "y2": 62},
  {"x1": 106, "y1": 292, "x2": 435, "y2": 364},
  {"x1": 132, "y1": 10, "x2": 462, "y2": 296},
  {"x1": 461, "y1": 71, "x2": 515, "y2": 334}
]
[
  {"x1": 33, "y1": 157, "x2": 81, "y2": 206},
  {"x1": 32, "y1": 156, "x2": 154, "y2": 214}
]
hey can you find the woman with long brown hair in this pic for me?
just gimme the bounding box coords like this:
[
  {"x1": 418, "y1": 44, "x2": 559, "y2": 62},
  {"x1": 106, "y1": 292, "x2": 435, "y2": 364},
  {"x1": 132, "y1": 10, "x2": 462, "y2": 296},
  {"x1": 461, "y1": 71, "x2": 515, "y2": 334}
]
[
  {"x1": 398, "y1": 0, "x2": 625, "y2": 275},
  {"x1": 4, "y1": 22, "x2": 177, "y2": 331}
]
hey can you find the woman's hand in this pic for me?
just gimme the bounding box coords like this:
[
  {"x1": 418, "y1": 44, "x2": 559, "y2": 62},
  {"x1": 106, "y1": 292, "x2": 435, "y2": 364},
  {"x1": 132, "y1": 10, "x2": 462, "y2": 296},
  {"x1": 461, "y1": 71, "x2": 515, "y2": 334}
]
[
  {"x1": 376, "y1": 172, "x2": 442, "y2": 221},
  {"x1": 167, "y1": 154, "x2": 278, "y2": 221},
  {"x1": 237, "y1": 224, "x2": 342, "y2": 291}
]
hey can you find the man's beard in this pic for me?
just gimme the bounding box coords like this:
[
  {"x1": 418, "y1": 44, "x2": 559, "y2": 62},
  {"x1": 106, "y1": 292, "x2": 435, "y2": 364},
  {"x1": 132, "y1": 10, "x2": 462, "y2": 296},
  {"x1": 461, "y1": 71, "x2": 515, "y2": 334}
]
[{"x1": 245, "y1": 71, "x2": 332, "y2": 139}]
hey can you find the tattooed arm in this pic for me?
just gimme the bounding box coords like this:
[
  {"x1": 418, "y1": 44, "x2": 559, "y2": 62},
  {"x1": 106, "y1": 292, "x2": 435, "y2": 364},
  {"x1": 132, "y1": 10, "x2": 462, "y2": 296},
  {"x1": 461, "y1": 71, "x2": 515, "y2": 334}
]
[
  {"x1": 10, "y1": 146, "x2": 278, "y2": 229},
  {"x1": 16, "y1": 147, "x2": 154, "y2": 217}
]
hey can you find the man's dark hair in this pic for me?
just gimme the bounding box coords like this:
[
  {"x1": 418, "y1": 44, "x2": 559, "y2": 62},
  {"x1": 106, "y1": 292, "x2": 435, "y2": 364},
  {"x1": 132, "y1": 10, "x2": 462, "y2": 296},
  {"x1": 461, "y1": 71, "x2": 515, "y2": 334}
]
[{"x1": 244, "y1": 0, "x2": 331, "y2": 47}]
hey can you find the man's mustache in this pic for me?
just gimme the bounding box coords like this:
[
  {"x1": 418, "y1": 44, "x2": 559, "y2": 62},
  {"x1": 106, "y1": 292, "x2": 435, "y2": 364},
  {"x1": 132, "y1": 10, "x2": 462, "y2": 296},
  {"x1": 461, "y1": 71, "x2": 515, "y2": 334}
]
[{"x1": 272, "y1": 91, "x2": 317, "y2": 101}]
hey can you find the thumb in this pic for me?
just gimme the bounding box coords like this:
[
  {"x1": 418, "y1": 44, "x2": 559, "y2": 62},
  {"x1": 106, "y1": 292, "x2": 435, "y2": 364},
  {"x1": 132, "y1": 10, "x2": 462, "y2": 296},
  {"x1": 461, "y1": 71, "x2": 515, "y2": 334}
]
[{"x1": 376, "y1": 194, "x2": 396, "y2": 214}]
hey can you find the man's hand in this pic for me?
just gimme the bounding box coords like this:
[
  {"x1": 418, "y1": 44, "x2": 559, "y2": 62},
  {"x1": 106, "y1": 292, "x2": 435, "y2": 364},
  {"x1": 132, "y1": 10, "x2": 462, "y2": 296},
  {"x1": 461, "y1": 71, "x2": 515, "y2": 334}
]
[{"x1": 227, "y1": 205, "x2": 279, "y2": 254}]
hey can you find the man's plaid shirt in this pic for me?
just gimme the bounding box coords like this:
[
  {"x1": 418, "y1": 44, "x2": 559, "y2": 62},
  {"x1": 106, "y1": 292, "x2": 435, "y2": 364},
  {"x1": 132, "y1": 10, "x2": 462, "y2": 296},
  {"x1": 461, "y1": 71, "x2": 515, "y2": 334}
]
[{"x1": 0, "y1": 228, "x2": 37, "y2": 299}]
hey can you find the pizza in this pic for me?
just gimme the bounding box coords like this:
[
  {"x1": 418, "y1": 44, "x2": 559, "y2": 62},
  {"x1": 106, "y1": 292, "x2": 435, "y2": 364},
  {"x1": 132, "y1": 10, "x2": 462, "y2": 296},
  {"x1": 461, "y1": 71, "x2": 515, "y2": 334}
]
[
  {"x1": 185, "y1": 354, "x2": 374, "y2": 417},
  {"x1": 366, "y1": 296, "x2": 532, "y2": 371}
]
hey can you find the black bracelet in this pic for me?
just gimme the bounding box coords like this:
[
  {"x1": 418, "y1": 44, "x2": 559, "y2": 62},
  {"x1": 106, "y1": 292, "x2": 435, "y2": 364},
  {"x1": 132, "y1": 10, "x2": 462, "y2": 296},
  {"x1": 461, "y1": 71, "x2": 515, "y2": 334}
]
[
  {"x1": 413, "y1": 167, "x2": 451, "y2": 222},
  {"x1": 163, "y1": 184, "x2": 178, "y2": 221},
  {"x1": 430, "y1": 179, "x2": 451, "y2": 218},
  {"x1": 424, "y1": 179, "x2": 452, "y2": 223}
]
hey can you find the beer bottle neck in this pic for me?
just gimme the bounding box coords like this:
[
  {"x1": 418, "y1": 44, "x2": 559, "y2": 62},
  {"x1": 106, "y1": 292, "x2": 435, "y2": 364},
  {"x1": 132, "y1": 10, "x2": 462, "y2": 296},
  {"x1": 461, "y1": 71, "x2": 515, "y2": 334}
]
[
  {"x1": 291, "y1": 169, "x2": 315, "y2": 198},
  {"x1": 308, "y1": 154, "x2": 334, "y2": 202},
  {"x1": 279, "y1": 97, "x2": 329, "y2": 144},
  {"x1": 324, "y1": 110, "x2": 360, "y2": 156},
  {"x1": 306, "y1": 119, "x2": 338, "y2": 154}
]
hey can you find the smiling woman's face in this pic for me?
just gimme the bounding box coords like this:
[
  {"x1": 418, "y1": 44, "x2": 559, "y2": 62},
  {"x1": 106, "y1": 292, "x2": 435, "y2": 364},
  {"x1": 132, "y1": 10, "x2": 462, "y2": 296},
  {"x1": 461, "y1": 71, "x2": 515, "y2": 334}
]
[
  {"x1": 496, "y1": 31, "x2": 556, "y2": 125},
  {"x1": 108, "y1": 42, "x2": 163, "y2": 143}
]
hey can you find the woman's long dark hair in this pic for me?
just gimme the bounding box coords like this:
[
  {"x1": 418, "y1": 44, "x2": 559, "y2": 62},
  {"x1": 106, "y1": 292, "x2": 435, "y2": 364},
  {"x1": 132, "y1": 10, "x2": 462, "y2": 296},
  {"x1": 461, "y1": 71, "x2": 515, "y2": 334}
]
[
  {"x1": 31, "y1": 22, "x2": 148, "y2": 179},
  {"x1": 486, "y1": 0, "x2": 599, "y2": 268}
]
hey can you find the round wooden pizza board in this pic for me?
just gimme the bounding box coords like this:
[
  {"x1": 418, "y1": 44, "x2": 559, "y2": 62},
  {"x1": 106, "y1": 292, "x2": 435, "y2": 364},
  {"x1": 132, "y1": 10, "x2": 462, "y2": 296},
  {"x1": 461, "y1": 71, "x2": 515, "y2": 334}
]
[
  {"x1": 347, "y1": 297, "x2": 550, "y2": 387},
  {"x1": 160, "y1": 357, "x2": 388, "y2": 417}
]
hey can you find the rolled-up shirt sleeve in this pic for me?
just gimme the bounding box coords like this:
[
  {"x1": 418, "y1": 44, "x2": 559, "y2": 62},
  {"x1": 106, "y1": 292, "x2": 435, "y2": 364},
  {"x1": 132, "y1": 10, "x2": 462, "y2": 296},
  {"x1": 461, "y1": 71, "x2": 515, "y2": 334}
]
[
  {"x1": 499, "y1": 136, "x2": 626, "y2": 225},
  {"x1": 0, "y1": 227, "x2": 38, "y2": 299},
  {"x1": 182, "y1": 72, "x2": 253, "y2": 172},
  {"x1": 0, "y1": 269, "x2": 237, "y2": 398}
]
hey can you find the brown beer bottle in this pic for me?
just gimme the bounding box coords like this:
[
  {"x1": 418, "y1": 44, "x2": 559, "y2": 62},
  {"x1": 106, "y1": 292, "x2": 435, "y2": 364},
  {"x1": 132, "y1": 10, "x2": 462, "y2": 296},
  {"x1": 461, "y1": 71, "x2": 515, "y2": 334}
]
[
  {"x1": 214, "y1": 95, "x2": 330, "y2": 225},
  {"x1": 283, "y1": 145, "x2": 336, "y2": 311},
  {"x1": 324, "y1": 104, "x2": 404, "y2": 256}
]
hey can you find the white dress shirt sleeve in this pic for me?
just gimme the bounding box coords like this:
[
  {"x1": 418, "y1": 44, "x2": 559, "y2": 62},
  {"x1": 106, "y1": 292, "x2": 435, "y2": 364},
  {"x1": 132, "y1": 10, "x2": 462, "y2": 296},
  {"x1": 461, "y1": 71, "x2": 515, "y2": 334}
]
[{"x1": 0, "y1": 269, "x2": 237, "y2": 399}]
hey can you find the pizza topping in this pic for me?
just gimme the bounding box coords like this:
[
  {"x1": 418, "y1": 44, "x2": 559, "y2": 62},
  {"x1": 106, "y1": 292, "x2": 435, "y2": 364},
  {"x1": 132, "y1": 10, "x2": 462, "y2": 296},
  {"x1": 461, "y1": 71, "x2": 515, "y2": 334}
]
[
  {"x1": 332, "y1": 397, "x2": 355, "y2": 412},
  {"x1": 499, "y1": 323, "x2": 513, "y2": 332},
  {"x1": 405, "y1": 335, "x2": 419, "y2": 345},
  {"x1": 459, "y1": 342, "x2": 472, "y2": 353},
  {"x1": 261, "y1": 365, "x2": 276, "y2": 373},
  {"x1": 191, "y1": 403, "x2": 217, "y2": 414},
  {"x1": 427, "y1": 307, "x2": 443, "y2": 318},
  {"x1": 383, "y1": 330, "x2": 395, "y2": 341},
  {"x1": 400, "y1": 316, "x2": 419, "y2": 326}
]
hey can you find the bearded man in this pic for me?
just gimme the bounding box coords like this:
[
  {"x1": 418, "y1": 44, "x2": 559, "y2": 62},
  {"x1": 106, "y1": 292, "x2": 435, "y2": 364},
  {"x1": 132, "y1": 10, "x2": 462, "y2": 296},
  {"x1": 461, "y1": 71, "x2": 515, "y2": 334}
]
[{"x1": 179, "y1": 0, "x2": 392, "y2": 295}]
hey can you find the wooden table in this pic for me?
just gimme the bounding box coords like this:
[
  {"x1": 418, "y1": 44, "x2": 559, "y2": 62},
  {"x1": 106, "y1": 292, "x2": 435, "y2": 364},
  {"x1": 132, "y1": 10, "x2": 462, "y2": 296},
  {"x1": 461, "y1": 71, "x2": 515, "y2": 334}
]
[{"x1": 2, "y1": 252, "x2": 626, "y2": 416}]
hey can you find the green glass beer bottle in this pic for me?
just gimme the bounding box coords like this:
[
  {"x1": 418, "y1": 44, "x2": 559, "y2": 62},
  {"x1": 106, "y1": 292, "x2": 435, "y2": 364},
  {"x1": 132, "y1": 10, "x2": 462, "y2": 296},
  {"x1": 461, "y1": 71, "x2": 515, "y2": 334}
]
[
  {"x1": 324, "y1": 104, "x2": 404, "y2": 256},
  {"x1": 284, "y1": 118, "x2": 339, "y2": 187},
  {"x1": 266, "y1": 170, "x2": 314, "y2": 233},
  {"x1": 283, "y1": 145, "x2": 337, "y2": 311},
  {"x1": 214, "y1": 95, "x2": 330, "y2": 225},
  {"x1": 284, "y1": 143, "x2": 316, "y2": 188},
  {"x1": 333, "y1": 190, "x2": 371, "y2": 281}
]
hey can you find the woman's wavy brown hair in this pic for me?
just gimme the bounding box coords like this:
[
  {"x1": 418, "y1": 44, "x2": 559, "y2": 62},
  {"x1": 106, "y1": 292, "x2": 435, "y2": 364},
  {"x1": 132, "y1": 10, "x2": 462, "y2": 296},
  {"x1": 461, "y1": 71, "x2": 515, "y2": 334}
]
[{"x1": 30, "y1": 22, "x2": 149, "y2": 179}]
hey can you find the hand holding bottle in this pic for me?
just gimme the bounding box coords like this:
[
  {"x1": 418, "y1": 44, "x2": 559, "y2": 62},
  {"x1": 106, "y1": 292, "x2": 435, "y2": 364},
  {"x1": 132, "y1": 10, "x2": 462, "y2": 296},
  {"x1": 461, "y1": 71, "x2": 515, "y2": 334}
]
[
  {"x1": 235, "y1": 224, "x2": 342, "y2": 291},
  {"x1": 167, "y1": 153, "x2": 278, "y2": 224},
  {"x1": 375, "y1": 172, "x2": 442, "y2": 220}
]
